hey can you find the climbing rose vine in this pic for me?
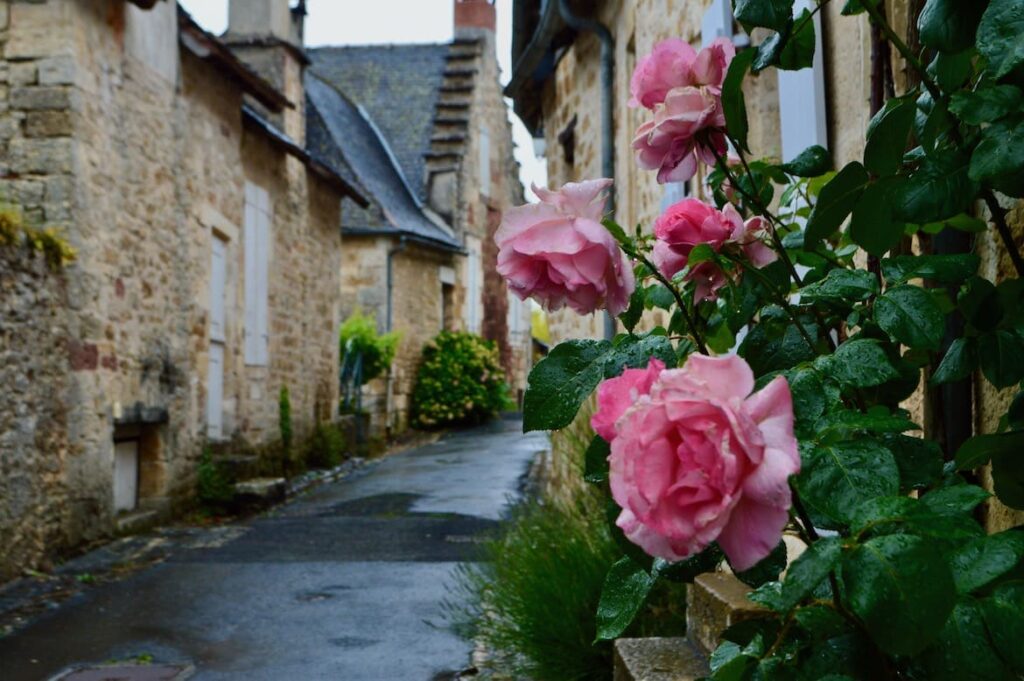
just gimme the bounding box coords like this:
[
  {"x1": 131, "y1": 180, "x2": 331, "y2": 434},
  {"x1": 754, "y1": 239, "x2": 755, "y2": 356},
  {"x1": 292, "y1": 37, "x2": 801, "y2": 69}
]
[{"x1": 500, "y1": 0, "x2": 1024, "y2": 677}]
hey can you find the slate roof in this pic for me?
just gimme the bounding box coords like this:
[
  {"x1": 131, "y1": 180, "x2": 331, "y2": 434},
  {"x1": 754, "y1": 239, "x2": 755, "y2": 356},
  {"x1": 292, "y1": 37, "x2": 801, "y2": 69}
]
[
  {"x1": 307, "y1": 44, "x2": 451, "y2": 203},
  {"x1": 305, "y1": 72, "x2": 461, "y2": 251}
]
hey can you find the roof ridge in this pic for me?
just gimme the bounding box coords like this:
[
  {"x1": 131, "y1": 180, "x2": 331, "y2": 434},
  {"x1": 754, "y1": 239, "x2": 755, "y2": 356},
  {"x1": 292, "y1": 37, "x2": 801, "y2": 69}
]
[{"x1": 307, "y1": 42, "x2": 450, "y2": 51}]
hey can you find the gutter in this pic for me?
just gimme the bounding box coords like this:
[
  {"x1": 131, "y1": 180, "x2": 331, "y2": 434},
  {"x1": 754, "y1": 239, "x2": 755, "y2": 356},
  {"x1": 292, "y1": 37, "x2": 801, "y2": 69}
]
[
  {"x1": 556, "y1": 0, "x2": 617, "y2": 341},
  {"x1": 342, "y1": 226, "x2": 466, "y2": 255},
  {"x1": 504, "y1": 0, "x2": 563, "y2": 101}
]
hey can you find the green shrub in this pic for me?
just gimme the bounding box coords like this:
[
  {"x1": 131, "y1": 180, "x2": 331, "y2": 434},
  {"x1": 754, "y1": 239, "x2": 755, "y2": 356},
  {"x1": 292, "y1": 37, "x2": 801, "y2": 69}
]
[
  {"x1": 278, "y1": 386, "x2": 292, "y2": 455},
  {"x1": 412, "y1": 331, "x2": 511, "y2": 428},
  {"x1": 306, "y1": 422, "x2": 346, "y2": 469},
  {"x1": 339, "y1": 309, "x2": 401, "y2": 385},
  {"x1": 196, "y1": 446, "x2": 233, "y2": 507}
]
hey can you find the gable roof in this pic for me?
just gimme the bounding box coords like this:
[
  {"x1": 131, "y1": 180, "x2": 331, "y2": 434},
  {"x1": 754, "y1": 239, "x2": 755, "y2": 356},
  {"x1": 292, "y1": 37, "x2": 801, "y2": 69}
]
[
  {"x1": 307, "y1": 44, "x2": 451, "y2": 203},
  {"x1": 305, "y1": 72, "x2": 462, "y2": 251}
]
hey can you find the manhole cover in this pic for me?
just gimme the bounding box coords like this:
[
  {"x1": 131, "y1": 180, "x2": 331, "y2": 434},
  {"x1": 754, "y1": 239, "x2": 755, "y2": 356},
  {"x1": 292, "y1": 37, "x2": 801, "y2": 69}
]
[{"x1": 50, "y1": 664, "x2": 192, "y2": 681}]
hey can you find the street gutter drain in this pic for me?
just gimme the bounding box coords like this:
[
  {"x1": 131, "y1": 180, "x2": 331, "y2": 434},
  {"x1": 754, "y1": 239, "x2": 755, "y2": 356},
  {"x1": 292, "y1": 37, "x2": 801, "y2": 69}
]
[{"x1": 49, "y1": 664, "x2": 193, "y2": 681}]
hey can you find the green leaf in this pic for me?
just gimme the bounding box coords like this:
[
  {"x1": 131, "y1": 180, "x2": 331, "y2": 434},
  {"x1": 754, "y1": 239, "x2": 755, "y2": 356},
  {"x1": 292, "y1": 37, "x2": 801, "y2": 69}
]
[
  {"x1": 753, "y1": 30, "x2": 785, "y2": 72},
  {"x1": 918, "y1": 598, "x2": 1018, "y2": 681},
  {"x1": 816, "y1": 408, "x2": 918, "y2": 437},
  {"x1": 817, "y1": 339, "x2": 900, "y2": 388},
  {"x1": 806, "y1": 162, "x2": 869, "y2": 245},
  {"x1": 797, "y1": 440, "x2": 899, "y2": 527},
  {"x1": 780, "y1": 144, "x2": 832, "y2": 177},
  {"x1": 739, "y1": 321, "x2": 819, "y2": 375},
  {"x1": 874, "y1": 285, "x2": 945, "y2": 350},
  {"x1": 750, "y1": 537, "x2": 843, "y2": 612},
  {"x1": 779, "y1": 8, "x2": 816, "y2": 70},
  {"x1": 849, "y1": 178, "x2": 907, "y2": 255},
  {"x1": 992, "y1": 451, "x2": 1024, "y2": 510},
  {"x1": 959, "y1": 276, "x2": 1003, "y2": 332},
  {"x1": 932, "y1": 338, "x2": 979, "y2": 385},
  {"x1": 950, "y1": 85, "x2": 1023, "y2": 125},
  {"x1": 799, "y1": 269, "x2": 878, "y2": 306},
  {"x1": 881, "y1": 253, "x2": 980, "y2": 284},
  {"x1": 619, "y1": 285, "x2": 645, "y2": 333},
  {"x1": 732, "y1": 540, "x2": 787, "y2": 587},
  {"x1": 601, "y1": 217, "x2": 632, "y2": 250},
  {"x1": 928, "y1": 50, "x2": 974, "y2": 93},
  {"x1": 918, "y1": 0, "x2": 987, "y2": 53},
  {"x1": 841, "y1": 0, "x2": 878, "y2": 14},
  {"x1": 786, "y1": 367, "x2": 830, "y2": 436},
  {"x1": 969, "y1": 115, "x2": 1024, "y2": 198},
  {"x1": 894, "y1": 147, "x2": 979, "y2": 223},
  {"x1": 722, "y1": 49, "x2": 756, "y2": 152},
  {"x1": 842, "y1": 534, "x2": 957, "y2": 656},
  {"x1": 956, "y1": 431, "x2": 1024, "y2": 470},
  {"x1": 851, "y1": 496, "x2": 985, "y2": 551},
  {"x1": 733, "y1": 0, "x2": 795, "y2": 31},
  {"x1": 981, "y1": 582, "x2": 1024, "y2": 672},
  {"x1": 595, "y1": 556, "x2": 655, "y2": 641},
  {"x1": 879, "y1": 433, "x2": 944, "y2": 491},
  {"x1": 583, "y1": 435, "x2": 610, "y2": 483},
  {"x1": 865, "y1": 97, "x2": 916, "y2": 176},
  {"x1": 979, "y1": 329, "x2": 1024, "y2": 388},
  {"x1": 522, "y1": 335, "x2": 675, "y2": 432},
  {"x1": 950, "y1": 530, "x2": 1024, "y2": 593},
  {"x1": 977, "y1": 0, "x2": 1024, "y2": 79},
  {"x1": 920, "y1": 484, "x2": 992, "y2": 516},
  {"x1": 654, "y1": 544, "x2": 723, "y2": 583}
]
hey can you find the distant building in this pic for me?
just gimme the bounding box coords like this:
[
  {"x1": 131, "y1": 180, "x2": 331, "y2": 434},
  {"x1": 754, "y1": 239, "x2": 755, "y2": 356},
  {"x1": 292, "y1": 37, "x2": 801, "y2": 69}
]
[{"x1": 305, "y1": 0, "x2": 530, "y2": 434}]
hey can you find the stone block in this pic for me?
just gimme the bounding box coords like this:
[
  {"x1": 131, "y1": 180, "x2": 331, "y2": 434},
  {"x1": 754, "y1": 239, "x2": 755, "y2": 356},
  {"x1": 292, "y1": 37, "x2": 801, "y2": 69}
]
[
  {"x1": 9, "y1": 137, "x2": 73, "y2": 174},
  {"x1": 5, "y1": 3, "x2": 71, "y2": 60},
  {"x1": 0, "y1": 115, "x2": 20, "y2": 141},
  {"x1": 8, "y1": 61, "x2": 37, "y2": 86},
  {"x1": 37, "y1": 56, "x2": 75, "y2": 85},
  {"x1": 25, "y1": 110, "x2": 72, "y2": 137},
  {"x1": 9, "y1": 85, "x2": 71, "y2": 111},
  {"x1": 686, "y1": 573, "x2": 768, "y2": 657},
  {"x1": 613, "y1": 638, "x2": 709, "y2": 681}
]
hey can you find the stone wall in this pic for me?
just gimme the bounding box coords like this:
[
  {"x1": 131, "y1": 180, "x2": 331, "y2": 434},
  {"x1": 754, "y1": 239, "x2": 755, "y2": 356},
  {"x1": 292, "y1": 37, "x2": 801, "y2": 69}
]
[{"x1": 0, "y1": 247, "x2": 71, "y2": 582}]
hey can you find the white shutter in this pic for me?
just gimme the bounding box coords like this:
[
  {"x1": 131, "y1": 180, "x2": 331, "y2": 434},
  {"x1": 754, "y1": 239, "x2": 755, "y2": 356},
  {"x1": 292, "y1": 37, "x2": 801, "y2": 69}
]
[
  {"x1": 701, "y1": 0, "x2": 733, "y2": 47},
  {"x1": 207, "y1": 343, "x2": 225, "y2": 438},
  {"x1": 210, "y1": 236, "x2": 227, "y2": 343},
  {"x1": 244, "y1": 182, "x2": 271, "y2": 366},
  {"x1": 479, "y1": 128, "x2": 491, "y2": 197},
  {"x1": 777, "y1": 0, "x2": 828, "y2": 162},
  {"x1": 113, "y1": 441, "x2": 139, "y2": 512},
  {"x1": 466, "y1": 248, "x2": 481, "y2": 333}
]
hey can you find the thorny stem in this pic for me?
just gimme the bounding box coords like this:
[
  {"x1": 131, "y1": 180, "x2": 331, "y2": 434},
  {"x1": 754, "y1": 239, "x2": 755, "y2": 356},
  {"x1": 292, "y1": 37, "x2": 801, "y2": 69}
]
[
  {"x1": 638, "y1": 253, "x2": 710, "y2": 355},
  {"x1": 860, "y1": 0, "x2": 943, "y2": 102},
  {"x1": 983, "y1": 191, "x2": 1024, "y2": 277}
]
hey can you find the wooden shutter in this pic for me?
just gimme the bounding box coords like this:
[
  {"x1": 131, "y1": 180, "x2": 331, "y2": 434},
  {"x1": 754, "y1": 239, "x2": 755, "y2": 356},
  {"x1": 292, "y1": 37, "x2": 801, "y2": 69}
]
[
  {"x1": 210, "y1": 236, "x2": 227, "y2": 343},
  {"x1": 479, "y1": 127, "x2": 491, "y2": 197},
  {"x1": 207, "y1": 344, "x2": 225, "y2": 438},
  {"x1": 701, "y1": 0, "x2": 733, "y2": 47},
  {"x1": 244, "y1": 182, "x2": 271, "y2": 366}
]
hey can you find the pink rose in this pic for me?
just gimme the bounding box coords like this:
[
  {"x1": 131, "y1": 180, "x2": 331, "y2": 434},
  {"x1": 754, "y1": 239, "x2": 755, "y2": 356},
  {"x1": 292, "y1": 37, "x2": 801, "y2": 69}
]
[
  {"x1": 653, "y1": 200, "x2": 776, "y2": 301},
  {"x1": 632, "y1": 87, "x2": 728, "y2": 184},
  {"x1": 591, "y1": 358, "x2": 665, "y2": 441},
  {"x1": 593, "y1": 354, "x2": 800, "y2": 571},
  {"x1": 630, "y1": 38, "x2": 736, "y2": 110},
  {"x1": 496, "y1": 179, "x2": 636, "y2": 316}
]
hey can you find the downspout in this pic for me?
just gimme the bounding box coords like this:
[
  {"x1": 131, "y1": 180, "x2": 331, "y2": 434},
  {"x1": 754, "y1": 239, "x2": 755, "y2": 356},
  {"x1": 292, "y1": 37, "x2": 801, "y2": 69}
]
[{"x1": 557, "y1": 0, "x2": 617, "y2": 341}]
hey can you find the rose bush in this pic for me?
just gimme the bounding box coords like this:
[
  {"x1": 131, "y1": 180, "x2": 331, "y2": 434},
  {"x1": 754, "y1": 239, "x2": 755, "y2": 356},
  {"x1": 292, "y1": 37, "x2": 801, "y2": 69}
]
[
  {"x1": 501, "y1": 0, "x2": 1024, "y2": 675},
  {"x1": 496, "y1": 178, "x2": 635, "y2": 316}
]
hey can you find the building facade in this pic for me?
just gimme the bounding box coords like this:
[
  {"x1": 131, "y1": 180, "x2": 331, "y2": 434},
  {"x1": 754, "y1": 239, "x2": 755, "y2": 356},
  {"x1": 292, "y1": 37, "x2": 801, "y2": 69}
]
[
  {"x1": 0, "y1": 0, "x2": 365, "y2": 581},
  {"x1": 306, "y1": 0, "x2": 531, "y2": 434}
]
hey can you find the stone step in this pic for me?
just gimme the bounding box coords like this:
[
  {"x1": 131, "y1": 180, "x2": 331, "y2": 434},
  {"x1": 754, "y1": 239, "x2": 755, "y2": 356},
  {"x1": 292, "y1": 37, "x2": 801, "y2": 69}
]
[
  {"x1": 436, "y1": 102, "x2": 470, "y2": 112},
  {"x1": 114, "y1": 509, "x2": 159, "y2": 535},
  {"x1": 439, "y1": 84, "x2": 474, "y2": 94},
  {"x1": 614, "y1": 637, "x2": 709, "y2": 681},
  {"x1": 232, "y1": 477, "x2": 286, "y2": 510},
  {"x1": 444, "y1": 67, "x2": 478, "y2": 78},
  {"x1": 686, "y1": 572, "x2": 768, "y2": 658}
]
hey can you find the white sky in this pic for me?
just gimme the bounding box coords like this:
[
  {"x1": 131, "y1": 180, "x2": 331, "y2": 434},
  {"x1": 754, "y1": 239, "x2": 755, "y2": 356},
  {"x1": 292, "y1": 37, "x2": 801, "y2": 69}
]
[{"x1": 179, "y1": 0, "x2": 546, "y2": 196}]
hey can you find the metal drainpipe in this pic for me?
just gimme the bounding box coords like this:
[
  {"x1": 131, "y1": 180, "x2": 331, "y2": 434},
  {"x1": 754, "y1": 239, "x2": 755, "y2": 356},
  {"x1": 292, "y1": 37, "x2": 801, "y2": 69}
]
[
  {"x1": 386, "y1": 235, "x2": 407, "y2": 332},
  {"x1": 557, "y1": 0, "x2": 617, "y2": 341}
]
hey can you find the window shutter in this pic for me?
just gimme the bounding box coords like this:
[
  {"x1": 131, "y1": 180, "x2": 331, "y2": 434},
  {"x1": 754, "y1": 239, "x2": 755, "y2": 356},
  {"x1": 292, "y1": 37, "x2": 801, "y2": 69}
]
[
  {"x1": 210, "y1": 237, "x2": 227, "y2": 343},
  {"x1": 257, "y1": 187, "x2": 271, "y2": 365},
  {"x1": 478, "y1": 128, "x2": 491, "y2": 197},
  {"x1": 777, "y1": 0, "x2": 828, "y2": 162},
  {"x1": 244, "y1": 184, "x2": 261, "y2": 364},
  {"x1": 701, "y1": 0, "x2": 733, "y2": 47}
]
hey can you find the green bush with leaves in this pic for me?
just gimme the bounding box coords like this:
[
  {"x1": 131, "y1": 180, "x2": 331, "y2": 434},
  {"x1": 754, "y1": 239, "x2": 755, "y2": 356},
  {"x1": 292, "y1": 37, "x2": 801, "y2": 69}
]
[
  {"x1": 412, "y1": 331, "x2": 511, "y2": 428},
  {"x1": 278, "y1": 386, "x2": 292, "y2": 455},
  {"x1": 306, "y1": 421, "x2": 346, "y2": 469},
  {"x1": 339, "y1": 309, "x2": 401, "y2": 385},
  {"x1": 196, "y1": 446, "x2": 233, "y2": 507}
]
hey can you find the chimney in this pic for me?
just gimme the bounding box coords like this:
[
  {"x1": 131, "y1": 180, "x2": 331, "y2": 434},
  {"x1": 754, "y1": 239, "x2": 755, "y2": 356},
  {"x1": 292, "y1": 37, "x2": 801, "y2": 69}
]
[
  {"x1": 454, "y1": 0, "x2": 496, "y2": 39},
  {"x1": 290, "y1": 0, "x2": 307, "y2": 45},
  {"x1": 227, "y1": 0, "x2": 292, "y2": 41}
]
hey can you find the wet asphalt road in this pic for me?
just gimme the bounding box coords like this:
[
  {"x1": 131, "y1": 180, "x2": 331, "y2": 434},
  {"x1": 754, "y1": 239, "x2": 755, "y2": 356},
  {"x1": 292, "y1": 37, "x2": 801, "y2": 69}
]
[{"x1": 0, "y1": 418, "x2": 547, "y2": 681}]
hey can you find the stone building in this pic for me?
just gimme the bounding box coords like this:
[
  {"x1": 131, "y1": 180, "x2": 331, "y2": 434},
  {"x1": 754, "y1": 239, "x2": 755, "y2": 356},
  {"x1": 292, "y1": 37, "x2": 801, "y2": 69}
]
[
  {"x1": 0, "y1": 0, "x2": 367, "y2": 581},
  {"x1": 506, "y1": 0, "x2": 1024, "y2": 532},
  {"x1": 304, "y1": 0, "x2": 531, "y2": 434}
]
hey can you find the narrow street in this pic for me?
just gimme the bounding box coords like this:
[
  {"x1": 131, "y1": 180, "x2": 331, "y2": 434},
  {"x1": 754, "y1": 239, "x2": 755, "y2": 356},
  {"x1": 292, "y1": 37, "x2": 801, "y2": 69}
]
[{"x1": 0, "y1": 419, "x2": 547, "y2": 681}]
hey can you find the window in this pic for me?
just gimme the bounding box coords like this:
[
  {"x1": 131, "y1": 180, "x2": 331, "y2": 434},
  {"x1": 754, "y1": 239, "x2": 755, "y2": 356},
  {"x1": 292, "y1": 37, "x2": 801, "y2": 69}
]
[
  {"x1": 777, "y1": 0, "x2": 828, "y2": 161},
  {"x1": 244, "y1": 181, "x2": 271, "y2": 366},
  {"x1": 479, "y1": 127, "x2": 491, "y2": 197}
]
